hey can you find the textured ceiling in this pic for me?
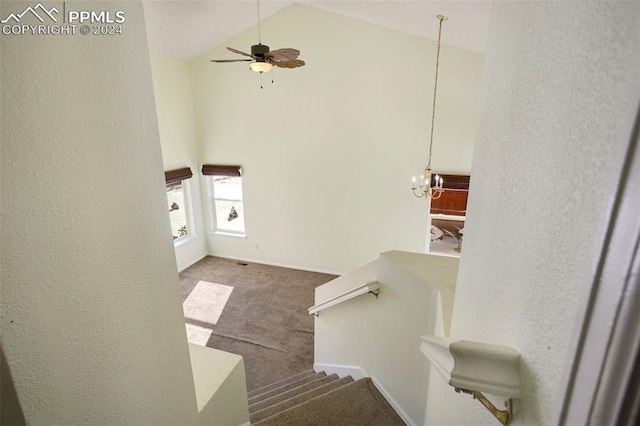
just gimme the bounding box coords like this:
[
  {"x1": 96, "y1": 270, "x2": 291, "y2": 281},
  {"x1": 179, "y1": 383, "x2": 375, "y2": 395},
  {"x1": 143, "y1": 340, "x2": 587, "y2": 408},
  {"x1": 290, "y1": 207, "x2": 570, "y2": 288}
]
[{"x1": 143, "y1": 1, "x2": 491, "y2": 59}]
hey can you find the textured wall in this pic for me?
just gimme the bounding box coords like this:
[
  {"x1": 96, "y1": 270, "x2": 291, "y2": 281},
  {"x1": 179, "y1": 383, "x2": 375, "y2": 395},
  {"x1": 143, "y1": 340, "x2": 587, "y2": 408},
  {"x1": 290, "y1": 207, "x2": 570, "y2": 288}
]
[
  {"x1": 427, "y1": 2, "x2": 640, "y2": 425},
  {"x1": 150, "y1": 54, "x2": 208, "y2": 271},
  {"x1": 0, "y1": 1, "x2": 197, "y2": 423},
  {"x1": 189, "y1": 4, "x2": 484, "y2": 274}
]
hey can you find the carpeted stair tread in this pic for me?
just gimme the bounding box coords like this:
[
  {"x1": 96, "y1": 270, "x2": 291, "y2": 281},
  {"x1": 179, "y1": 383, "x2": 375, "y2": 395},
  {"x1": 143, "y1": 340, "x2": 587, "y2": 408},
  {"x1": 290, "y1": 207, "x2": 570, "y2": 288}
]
[
  {"x1": 254, "y1": 377, "x2": 406, "y2": 426},
  {"x1": 250, "y1": 375, "x2": 354, "y2": 424},
  {"x1": 249, "y1": 373, "x2": 340, "y2": 414},
  {"x1": 248, "y1": 369, "x2": 316, "y2": 399},
  {"x1": 249, "y1": 371, "x2": 327, "y2": 404}
]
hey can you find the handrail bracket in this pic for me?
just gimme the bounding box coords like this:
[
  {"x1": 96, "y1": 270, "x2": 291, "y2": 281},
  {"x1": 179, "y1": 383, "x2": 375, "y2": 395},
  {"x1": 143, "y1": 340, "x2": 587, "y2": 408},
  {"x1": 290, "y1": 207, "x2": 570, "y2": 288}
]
[{"x1": 455, "y1": 388, "x2": 512, "y2": 425}]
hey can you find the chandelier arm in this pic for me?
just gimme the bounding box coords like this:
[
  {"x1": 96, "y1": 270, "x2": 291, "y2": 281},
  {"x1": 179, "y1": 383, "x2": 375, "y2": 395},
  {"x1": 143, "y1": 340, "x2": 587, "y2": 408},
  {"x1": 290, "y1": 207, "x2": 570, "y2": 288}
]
[{"x1": 411, "y1": 184, "x2": 444, "y2": 199}]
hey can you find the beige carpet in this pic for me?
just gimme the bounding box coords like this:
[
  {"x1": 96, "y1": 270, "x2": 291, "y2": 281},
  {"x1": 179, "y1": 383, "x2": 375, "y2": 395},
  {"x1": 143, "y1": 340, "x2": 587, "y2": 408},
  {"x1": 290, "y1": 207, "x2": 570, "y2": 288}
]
[
  {"x1": 183, "y1": 280, "x2": 233, "y2": 323},
  {"x1": 179, "y1": 256, "x2": 337, "y2": 391},
  {"x1": 184, "y1": 323, "x2": 213, "y2": 346}
]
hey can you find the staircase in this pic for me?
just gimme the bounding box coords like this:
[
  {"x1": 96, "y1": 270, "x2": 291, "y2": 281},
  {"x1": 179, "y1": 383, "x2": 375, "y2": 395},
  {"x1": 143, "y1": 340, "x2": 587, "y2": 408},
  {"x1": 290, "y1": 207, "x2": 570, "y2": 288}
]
[{"x1": 248, "y1": 370, "x2": 406, "y2": 425}]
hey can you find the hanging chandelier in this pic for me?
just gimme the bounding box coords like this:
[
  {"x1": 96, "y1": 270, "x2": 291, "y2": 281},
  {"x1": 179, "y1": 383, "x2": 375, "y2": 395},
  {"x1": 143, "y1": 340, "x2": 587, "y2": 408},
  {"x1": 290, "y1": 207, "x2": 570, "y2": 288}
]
[{"x1": 412, "y1": 15, "x2": 447, "y2": 199}]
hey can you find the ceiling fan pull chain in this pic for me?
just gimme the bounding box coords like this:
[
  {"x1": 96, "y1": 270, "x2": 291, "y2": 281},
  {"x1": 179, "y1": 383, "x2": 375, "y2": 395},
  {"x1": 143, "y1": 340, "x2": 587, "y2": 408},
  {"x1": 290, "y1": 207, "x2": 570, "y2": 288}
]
[{"x1": 260, "y1": 71, "x2": 264, "y2": 89}]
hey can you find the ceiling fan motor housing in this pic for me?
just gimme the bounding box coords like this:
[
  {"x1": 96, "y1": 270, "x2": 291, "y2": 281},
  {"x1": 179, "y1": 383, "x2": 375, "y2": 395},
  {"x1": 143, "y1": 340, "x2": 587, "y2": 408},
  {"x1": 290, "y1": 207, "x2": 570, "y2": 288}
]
[{"x1": 251, "y1": 44, "x2": 270, "y2": 58}]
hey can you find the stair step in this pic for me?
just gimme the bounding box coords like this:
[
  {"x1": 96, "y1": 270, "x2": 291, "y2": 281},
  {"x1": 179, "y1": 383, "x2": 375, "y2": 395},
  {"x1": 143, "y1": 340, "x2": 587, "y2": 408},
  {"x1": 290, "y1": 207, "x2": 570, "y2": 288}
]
[
  {"x1": 250, "y1": 375, "x2": 354, "y2": 424},
  {"x1": 249, "y1": 371, "x2": 327, "y2": 405},
  {"x1": 253, "y1": 377, "x2": 406, "y2": 426},
  {"x1": 248, "y1": 369, "x2": 316, "y2": 399},
  {"x1": 249, "y1": 373, "x2": 340, "y2": 414}
]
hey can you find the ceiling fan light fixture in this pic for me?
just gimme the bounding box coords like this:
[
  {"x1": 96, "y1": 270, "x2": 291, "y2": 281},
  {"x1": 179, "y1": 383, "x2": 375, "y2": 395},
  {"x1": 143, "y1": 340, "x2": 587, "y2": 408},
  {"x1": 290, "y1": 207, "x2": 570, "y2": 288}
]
[
  {"x1": 209, "y1": 0, "x2": 305, "y2": 77},
  {"x1": 249, "y1": 61, "x2": 272, "y2": 73}
]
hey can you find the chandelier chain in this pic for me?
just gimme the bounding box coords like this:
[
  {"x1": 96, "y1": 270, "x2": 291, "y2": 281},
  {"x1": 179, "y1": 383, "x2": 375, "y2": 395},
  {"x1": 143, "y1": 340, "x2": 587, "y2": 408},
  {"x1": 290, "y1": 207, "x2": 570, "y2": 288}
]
[
  {"x1": 411, "y1": 15, "x2": 447, "y2": 199},
  {"x1": 427, "y1": 16, "x2": 445, "y2": 171}
]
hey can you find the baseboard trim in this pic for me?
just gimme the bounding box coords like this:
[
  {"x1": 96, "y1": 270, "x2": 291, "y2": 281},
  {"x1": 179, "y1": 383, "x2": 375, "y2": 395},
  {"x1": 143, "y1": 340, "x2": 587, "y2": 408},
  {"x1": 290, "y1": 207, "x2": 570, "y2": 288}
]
[
  {"x1": 209, "y1": 253, "x2": 344, "y2": 276},
  {"x1": 313, "y1": 363, "x2": 368, "y2": 380},
  {"x1": 178, "y1": 253, "x2": 208, "y2": 273},
  {"x1": 370, "y1": 375, "x2": 416, "y2": 426}
]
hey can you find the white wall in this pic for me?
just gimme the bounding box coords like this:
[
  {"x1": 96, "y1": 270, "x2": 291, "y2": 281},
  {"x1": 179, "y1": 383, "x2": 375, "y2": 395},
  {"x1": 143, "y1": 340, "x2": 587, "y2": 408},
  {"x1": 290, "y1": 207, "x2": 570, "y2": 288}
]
[
  {"x1": 150, "y1": 54, "x2": 208, "y2": 271},
  {"x1": 0, "y1": 1, "x2": 197, "y2": 423},
  {"x1": 189, "y1": 344, "x2": 250, "y2": 425},
  {"x1": 189, "y1": 4, "x2": 484, "y2": 274},
  {"x1": 427, "y1": 2, "x2": 640, "y2": 425}
]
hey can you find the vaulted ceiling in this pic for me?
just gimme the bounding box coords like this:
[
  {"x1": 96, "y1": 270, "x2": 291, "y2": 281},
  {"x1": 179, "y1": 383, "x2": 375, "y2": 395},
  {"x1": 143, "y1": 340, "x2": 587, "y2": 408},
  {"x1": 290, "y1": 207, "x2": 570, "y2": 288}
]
[{"x1": 142, "y1": 0, "x2": 491, "y2": 59}]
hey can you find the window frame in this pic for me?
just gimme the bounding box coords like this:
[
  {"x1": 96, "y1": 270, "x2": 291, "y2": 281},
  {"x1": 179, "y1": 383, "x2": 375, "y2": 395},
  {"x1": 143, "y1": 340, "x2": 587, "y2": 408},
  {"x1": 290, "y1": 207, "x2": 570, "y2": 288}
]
[
  {"x1": 202, "y1": 164, "x2": 246, "y2": 237},
  {"x1": 165, "y1": 167, "x2": 194, "y2": 245}
]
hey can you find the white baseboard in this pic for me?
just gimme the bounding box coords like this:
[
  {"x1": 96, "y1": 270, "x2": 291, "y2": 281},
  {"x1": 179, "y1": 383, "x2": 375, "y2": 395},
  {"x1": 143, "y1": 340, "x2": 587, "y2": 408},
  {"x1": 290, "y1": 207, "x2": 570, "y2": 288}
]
[
  {"x1": 209, "y1": 253, "x2": 344, "y2": 276},
  {"x1": 313, "y1": 363, "x2": 368, "y2": 380},
  {"x1": 178, "y1": 253, "x2": 208, "y2": 273},
  {"x1": 371, "y1": 375, "x2": 416, "y2": 426}
]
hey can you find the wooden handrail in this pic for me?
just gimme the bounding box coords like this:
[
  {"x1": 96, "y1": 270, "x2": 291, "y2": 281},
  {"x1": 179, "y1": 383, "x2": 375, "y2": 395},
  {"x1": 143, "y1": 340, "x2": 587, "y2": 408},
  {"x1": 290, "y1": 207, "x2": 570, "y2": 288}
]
[{"x1": 308, "y1": 281, "x2": 380, "y2": 316}]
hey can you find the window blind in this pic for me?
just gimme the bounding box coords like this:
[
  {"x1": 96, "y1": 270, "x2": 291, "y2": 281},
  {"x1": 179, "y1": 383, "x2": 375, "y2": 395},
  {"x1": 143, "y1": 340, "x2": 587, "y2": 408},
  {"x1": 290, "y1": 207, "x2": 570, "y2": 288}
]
[
  {"x1": 201, "y1": 164, "x2": 242, "y2": 177},
  {"x1": 164, "y1": 167, "x2": 193, "y2": 186}
]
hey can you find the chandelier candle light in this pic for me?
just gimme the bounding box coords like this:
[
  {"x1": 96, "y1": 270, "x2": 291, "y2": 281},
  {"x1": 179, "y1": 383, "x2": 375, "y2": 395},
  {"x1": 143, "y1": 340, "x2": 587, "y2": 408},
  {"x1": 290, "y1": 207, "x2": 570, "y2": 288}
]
[{"x1": 412, "y1": 15, "x2": 448, "y2": 199}]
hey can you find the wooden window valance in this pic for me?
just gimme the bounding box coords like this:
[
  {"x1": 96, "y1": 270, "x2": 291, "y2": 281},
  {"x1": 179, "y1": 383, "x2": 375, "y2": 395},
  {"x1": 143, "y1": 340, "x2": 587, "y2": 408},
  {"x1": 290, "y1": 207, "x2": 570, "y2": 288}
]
[
  {"x1": 201, "y1": 164, "x2": 242, "y2": 177},
  {"x1": 165, "y1": 167, "x2": 193, "y2": 186}
]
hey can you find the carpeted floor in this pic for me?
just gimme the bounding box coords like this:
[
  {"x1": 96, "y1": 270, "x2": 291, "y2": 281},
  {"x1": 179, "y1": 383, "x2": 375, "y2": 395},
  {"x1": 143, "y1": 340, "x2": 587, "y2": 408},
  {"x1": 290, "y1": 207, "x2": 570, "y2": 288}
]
[{"x1": 179, "y1": 256, "x2": 337, "y2": 391}]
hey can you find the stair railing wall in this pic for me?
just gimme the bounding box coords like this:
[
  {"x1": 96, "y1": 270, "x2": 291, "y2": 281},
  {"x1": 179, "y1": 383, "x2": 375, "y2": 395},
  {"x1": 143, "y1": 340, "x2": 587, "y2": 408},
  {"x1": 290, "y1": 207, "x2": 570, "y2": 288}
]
[{"x1": 313, "y1": 251, "x2": 459, "y2": 426}]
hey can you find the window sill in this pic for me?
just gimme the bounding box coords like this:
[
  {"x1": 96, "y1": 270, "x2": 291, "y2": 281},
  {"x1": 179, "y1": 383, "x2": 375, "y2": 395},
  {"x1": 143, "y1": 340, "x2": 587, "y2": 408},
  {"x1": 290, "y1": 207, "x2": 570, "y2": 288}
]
[
  {"x1": 430, "y1": 213, "x2": 466, "y2": 221},
  {"x1": 213, "y1": 231, "x2": 246, "y2": 239},
  {"x1": 174, "y1": 235, "x2": 196, "y2": 248}
]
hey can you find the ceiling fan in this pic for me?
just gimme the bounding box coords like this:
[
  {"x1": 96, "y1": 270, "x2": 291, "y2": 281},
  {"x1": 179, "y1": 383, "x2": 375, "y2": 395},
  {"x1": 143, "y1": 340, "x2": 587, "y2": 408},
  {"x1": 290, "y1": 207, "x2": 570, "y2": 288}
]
[{"x1": 210, "y1": 0, "x2": 305, "y2": 74}]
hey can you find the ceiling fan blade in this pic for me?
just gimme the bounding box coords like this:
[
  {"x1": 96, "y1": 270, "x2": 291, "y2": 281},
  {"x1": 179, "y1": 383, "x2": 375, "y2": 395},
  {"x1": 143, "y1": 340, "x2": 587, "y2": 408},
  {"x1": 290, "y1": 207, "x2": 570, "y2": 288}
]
[
  {"x1": 227, "y1": 46, "x2": 254, "y2": 58},
  {"x1": 272, "y1": 59, "x2": 305, "y2": 69},
  {"x1": 210, "y1": 59, "x2": 252, "y2": 63},
  {"x1": 265, "y1": 48, "x2": 300, "y2": 62}
]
